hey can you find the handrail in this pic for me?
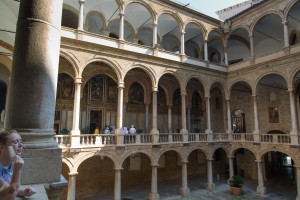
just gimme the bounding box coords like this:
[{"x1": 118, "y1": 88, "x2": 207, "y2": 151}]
[{"x1": 55, "y1": 133, "x2": 294, "y2": 148}]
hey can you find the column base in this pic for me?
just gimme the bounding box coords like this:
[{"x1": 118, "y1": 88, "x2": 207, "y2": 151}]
[
  {"x1": 206, "y1": 183, "x2": 215, "y2": 191},
  {"x1": 148, "y1": 192, "x2": 160, "y2": 200},
  {"x1": 45, "y1": 175, "x2": 68, "y2": 200},
  {"x1": 179, "y1": 187, "x2": 190, "y2": 196},
  {"x1": 256, "y1": 186, "x2": 266, "y2": 195}
]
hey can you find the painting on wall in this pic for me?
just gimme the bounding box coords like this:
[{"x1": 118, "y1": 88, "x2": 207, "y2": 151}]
[
  {"x1": 90, "y1": 76, "x2": 104, "y2": 102},
  {"x1": 107, "y1": 78, "x2": 117, "y2": 103},
  {"x1": 268, "y1": 107, "x2": 279, "y2": 123},
  {"x1": 129, "y1": 82, "x2": 144, "y2": 104},
  {"x1": 57, "y1": 73, "x2": 74, "y2": 99}
]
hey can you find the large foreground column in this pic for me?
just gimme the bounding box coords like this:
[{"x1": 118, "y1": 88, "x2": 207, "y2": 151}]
[{"x1": 5, "y1": 0, "x2": 66, "y2": 192}]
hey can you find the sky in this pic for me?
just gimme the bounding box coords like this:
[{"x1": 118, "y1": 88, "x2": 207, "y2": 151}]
[{"x1": 176, "y1": 0, "x2": 247, "y2": 19}]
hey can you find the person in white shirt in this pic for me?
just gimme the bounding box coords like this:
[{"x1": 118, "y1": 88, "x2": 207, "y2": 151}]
[{"x1": 129, "y1": 125, "x2": 136, "y2": 134}]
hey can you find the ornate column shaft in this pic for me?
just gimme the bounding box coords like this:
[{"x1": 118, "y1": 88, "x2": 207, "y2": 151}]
[
  {"x1": 119, "y1": 12, "x2": 124, "y2": 41},
  {"x1": 78, "y1": 0, "x2": 85, "y2": 30},
  {"x1": 67, "y1": 172, "x2": 78, "y2": 200},
  {"x1": 256, "y1": 160, "x2": 266, "y2": 195},
  {"x1": 180, "y1": 161, "x2": 190, "y2": 196},
  {"x1": 228, "y1": 156, "x2": 234, "y2": 179},
  {"x1": 5, "y1": 0, "x2": 64, "y2": 185},
  {"x1": 226, "y1": 99, "x2": 232, "y2": 134},
  {"x1": 206, "y1": 159, "x2": 215, "y2": 191},
  {"x1": 114, "y1": 168, "x2": 122, "y2": 200},
  {"x1": 204, "y1": 40, "x2": 208, "y2": 61},
  {"x1": 168, "y1": 106, "x2": 172, "y2": 133},
  {"x1": 180, "y1": 31, "x2": 185, "y2": 55},
  {"x1": 71, "y1": 78, "x2": 82, "y2": 147},
  {"x1": 153, "y1": 23, "x2": 158, "y2": 48},
  {"x1": 283, "y1": 21, "x2": 289, "y2": 48},
  {"x1": 149, "y1": 165, "x2": 160, "y2": 200}
]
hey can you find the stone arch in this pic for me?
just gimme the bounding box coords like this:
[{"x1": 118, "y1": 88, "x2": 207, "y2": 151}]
[
  {"x1": 186, "y1": 146, "x2": 209, "y2": 160},
  {"x1": 158, "y1": 84, "x2": 171, "y2": 106},
  {"x1": 159, "y1": 70, "x2": 185, "y2": 94},
  {"x1": 59, "y1": 50, "x2": 80, "y2": 77},
  {"x1": 119, "y1": 149, "x2": 156, "y2": 166},
  {"x1": 107, "y1": 18, "x2": 136, "y2": 38},
  {"x1": 157, "y1": 10, "x2": 184, "y2": 32},
  {"x1": 258, "y1": 147, "x2": 298, "y2": 165},
  {"x1": 289, "y1": 65, "x2": 300, "y2": 89},
  {"x1": 125, "y1": 64, "x2": 157, "y2": 88},
  {"x1": 82, "y1": 56, "x2": 123, "y2": 82},
  {"x1": 155, "y1": 148, "x2": 185, "y2": 164},
  {"x1": 229, "y1": 26, "x2": 250, "y2": 37},
  {"x1": 210, "y1": 145, "x2": 230, "y2": 159},
  {"x1": 284, "y1": 0, "x2": 299, "y2": 21},
  {"x1": 183, "y1": 20, "x2": 206, "y2": 37},
  {"x1": 228, "y1": 79, "x2": 253, "y2": 98},
  {"x1": 124, "y1": 0, "x2": 157, "y2": 23},
  {"x1": 209, "y1": 79, "x2": 228, "y2": 99},
  {"x1": 253, "y1": 72, "x2": 288, "y2": 96},
  {"x1": 85, "y1": 10, "x2": 106, "y2": 33},
  {"x1": 249, "y1": 11, "x2": 284, "y2": 35},
  {"x1": 229, "y1": 145, "x2": 257, "y2": 159},
  {"x1": 62, "y1": 157, "x2": 75, "y2": 173}
]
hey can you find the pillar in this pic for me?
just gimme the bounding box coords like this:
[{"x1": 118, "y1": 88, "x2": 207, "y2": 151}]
[
  {"x1": 180, "y1": 161, "x2": 190, "y2": 196},
  {"x1": 119, "y1": 12, "x2": 124, "y2": 41},
  {"x1": 180, "y1": 31, "x2": 185, "y2": 55},
  {"x1": 205, "y1": 96, "x2": 212, "y2": 134},
  {"x1": 289, "y1": 89, "x2": 299, "y2": 145},
  {"x1": 283, "y1": 21, "x2": 289, "y2": 48},
  {"x1": 116, "y1": 83, "x2": 124, "y2": 145},
  {"x1": 146, "y1": 104, "x2": 149, "y2": 133},
  {"x1": 151, "y1": 89, "x2": 159, "y2": 143},
  {"x1": 249, "y1": 34, "x2": 254, "y2": 59},
  {"x1": 204, "y1": 40, "x2": 208, "y2": 61},
  {"x1": 181, "y1": 92, "x2": 188, "y2": 142},
  {"x1": 206, "y1": 159, "x2": 215, "y2": 191},
  {"x1": 252, "y1": 95, "x2": 260, "y2": 143},
  {"x1": 67, "y1": 172, "x2": 78, "y2": 200},
  {"x1": 153, "y1": 23, "x2": 158, "y2": 48},
  {"x1": 226, "y1": 99, "x2": 233, "y2": 134},
  {"x1": 168, "y1": 106, "x2": 172, "y2": 133},
  {"x1": 78, "y1": 0, "x2": 85, "y2": 30},
  {"x1": 224, "y1": 51, "x2": 228, "y2": 66},
  {"x1": 187, "y1": 108, "x2": 191, "y2": 132},
  {"x1": 114, "y1": 168, "x2": 122, "y2": 200},
  {"x1": 70, "y1": 78, "x2": 82, "y2": 147},
  {"x1": 5, "y1": 0, "x2": 65, "y2": 187},
  {"x1": 296, "y1": 166, "x2": 300, "y2": 200},
  {"x1": 228, "y1": 156, "x2": 234, "y2": 180},
  {"x1": 256, "y1": 160, "x2": 266, "y2": 195},
  {"x1": 149, "y1": 165, "x2": 160, "y2": 200}
]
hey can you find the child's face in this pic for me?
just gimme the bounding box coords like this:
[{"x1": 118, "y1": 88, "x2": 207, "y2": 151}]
[{"x1": 6, "y1": 133, "x2": 23, "y2": 156}]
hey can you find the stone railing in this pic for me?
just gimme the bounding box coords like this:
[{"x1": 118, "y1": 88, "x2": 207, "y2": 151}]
[{"x1": 55, "y1": 132, "x2": 293, "y2": 148}]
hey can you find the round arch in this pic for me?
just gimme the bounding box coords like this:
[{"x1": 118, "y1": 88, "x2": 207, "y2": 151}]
[
  {"x1": 119, "y1": 149, "x2": 156, "y2": 166},
  {"x1": 258, "y1": 148, "x2": 298, "y2": 165},
  {"x1": 183, "y1": 20, "x2": 206, "y2": 38},
  {"x1": 228, "y1": 79, "x2": 253, "y2": 98},
  {"x1": 124, "y1": 0, "x2": 157, "y2": 24},
  {"x1": 59, "y1": 50, "x2": 80, "y2": 77},
  {"x1": 157, "y1": 10, "x2": 184, "y2": 32},
  {"x1": 156, "y1": 148, "x2": 185, "y2": 163},
  {"x1": 253, "y1": 72, "x2": 288, "y2": 95}
]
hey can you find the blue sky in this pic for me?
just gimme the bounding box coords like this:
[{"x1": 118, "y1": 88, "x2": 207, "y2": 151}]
[{"x1": 176, "y1": 0, "x2": 247, "y2": 19}]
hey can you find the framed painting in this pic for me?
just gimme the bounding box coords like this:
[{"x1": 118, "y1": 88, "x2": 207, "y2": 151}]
[{"x1": 268, "y1": 107, "x2": 279, "y2": 123}]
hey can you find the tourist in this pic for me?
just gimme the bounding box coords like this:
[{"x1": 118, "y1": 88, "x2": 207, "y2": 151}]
[
  {"x1": 129, "y1": 125, "x2": 136, "y2": 134},
  {"x1": 0, "y1": 130, "x2": 36, "y2": 198}
]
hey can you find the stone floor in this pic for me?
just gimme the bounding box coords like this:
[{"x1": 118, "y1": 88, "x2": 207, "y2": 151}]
[{"x1": 82, "y1": 167, "x2": 297, "y2": 200}]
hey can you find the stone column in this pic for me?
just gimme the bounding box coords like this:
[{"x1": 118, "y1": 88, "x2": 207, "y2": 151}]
[
  {"x1": 295, "y1": 166, "x2": 300, "y2": 200},
  {"x1": 187, "y1": 108, "x2": 191, "y2": 132},
  {"x1": 114, "y1": 168, "x2": 122, "y2": 200},
  {"x1": 119, "y1": 12, "x2": 124, "y2": 41},
  {"x1": 181, "y1": 92, "x2": 188, "y2": 143},
  {"x1": 228, "y1": 156, "x2": 234, "y2": 179},
  {"x1": 283, "y1": 21, "x2": 289, "y2": 48},
  {"x1": 180, "y1": 161, "x2": 190, "y2": 196},
  {"x1": 5, "y1": 0, "x2": 65, "y2": 188},
  {"x1": 226, "y1": 99, "x2": 233, "y2": 134},
  {"x1": 205, "y1": 96, "x2": 212, "y2": 134},
  {"x1": 180, "y1": 31, "x2": 185, "y2": 55},
  {"x1": 256, "y1": 160, "x2": 266, "y2": 195},
  {"x1": 145, "y1": 104, "x2": 149, "y2": 133},
  {"x1": 71, "y1": 78, "x2": 82, "y2": 147},
  {"x1": 153, "y1": 23, "x2": 158, "y2": 48},
  {"x1": 67, "y1": 172, "x2": 78, "y2": 200},
  {"x1": 204, "y1": 40, "x2": 208, "y2": 61},
  {"x1": 151, "y1": 88, "x2": 159, "y2": 143},
  {"x1": 123, "y1": 102, "x2": 127, "y2": 127},
  {"x1": 78, "y1": 0, "x2": 85, "y2": 30},
  {"x1": 252, "y1": 95, "x2": 260, "y2": 143},
  {"x1": 249, "y1": 34, "x2": 254, "y2": 59},
  {"x1": 289, "y1": 89, "x2": 299, "y2": 145},
  {"x1": 149, "y1": 164, "x2": 160, "y2": 200},
  {"x1": 224, "y1": 50, "x2": 228, "y2": 66},
  {"x1": 168, "y1": 105, "x2": 172, "y2": 133},
  {"x1": 206, "y1": 159, "x2": 215, "y2": 191},
  {"x1": 116, "y1": 82, "x2": 124, "y2": 145}
]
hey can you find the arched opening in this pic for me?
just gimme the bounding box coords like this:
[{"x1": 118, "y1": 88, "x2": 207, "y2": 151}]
[{"x1": 232, "y1": 109, "x2": 246, "y2": 133}]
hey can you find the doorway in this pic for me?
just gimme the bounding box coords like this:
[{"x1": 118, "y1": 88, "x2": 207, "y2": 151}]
[{"x1": 89, "y1": 109, "x2": 103, "y2": 134}]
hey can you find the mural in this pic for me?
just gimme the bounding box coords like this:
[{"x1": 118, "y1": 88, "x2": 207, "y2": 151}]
[
  {"x1": 90, "y1": 75, "x2": 104, "y2": 102},
  {"x1": 107, "y1": 78, "x2": 118, "y2": 103},
  {"x1": 129, "y1": 82, "x2": 144, "y2": 104},
  {"x1": 57, "y1": 73, "x2": 74, "y2": 99}
]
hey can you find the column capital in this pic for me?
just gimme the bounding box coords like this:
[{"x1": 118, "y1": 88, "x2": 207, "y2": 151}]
[
  {"x1": 288, "y1": 87, "x2": 294, "y2": 92},
  {"x1": 207, "y1": 158, "x2": 214, "y2": 161},
  {"x1": 118, "y1": 82, "x2": 125, "y2": 88},
  {"x1": 114, "y1": 167, "x2": 123, "y2": 171},
  {"x1": 151, "y1": 164, "x2": 160, "y2": 167},
  {"x1": 252, "y1": 94, "x2": 257, "y2": 97},
  {"x1": 74, "y1": 78, "x2": 82, "y2": 84},
  {"x1": 119, "y1": 12, "x2": 125, "y2": 17},
  {"x1": 181, "y1": 30, "x2": 186, "y2": 34},
  {"x1": 255, "y1": 159, "x2": 263, "y2": 163},
  {"x1": 152, "y1": 87, "x2": 158, "y2": 92},
  {"x1": 181, "y1": 92, "x2": 187, "y2": 96},
  {"x1": 282, "y1": 20, "x2": 288, "y2": 25},
  {"x1": 78, "y1": 0, "x2": 85, "y2": 4},
  {"x1": 69, "y1": 172, "x2": 78, "y2": 176},
  {"x1": 153, "y1": 22, "x2": 158, "y2": 27}
]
